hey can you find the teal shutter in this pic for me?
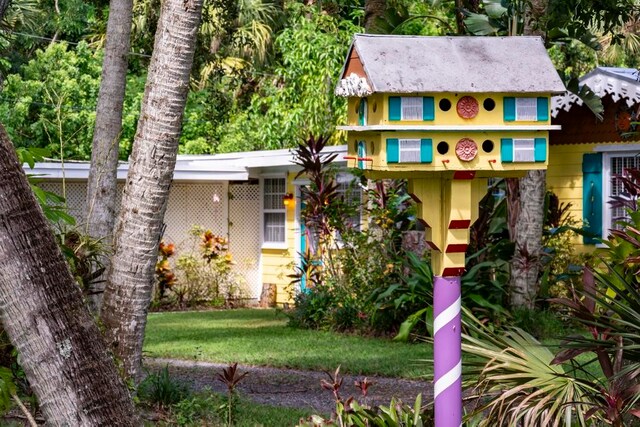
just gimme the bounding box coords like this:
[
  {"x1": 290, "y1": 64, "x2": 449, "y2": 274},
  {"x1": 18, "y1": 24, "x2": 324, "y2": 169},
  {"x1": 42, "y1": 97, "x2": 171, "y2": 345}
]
[
  {"x1": 387, "y1": 138, "x2": 399, "y2": 163},
  {"x1": 500, "y1": 138, "x2": 513, "y2": 162},
  {"x1": 504, "y1": 97, "x2": 516, "y2": 121},
  {"x1": 583, "y1": 153, "x2": 603, "y2": 244},
  {"x1": 537, "y1": 97, "x2": 549, "y2": 121},
  {"x1": 420, "y1": 139, "x2": 433, "y2": 163},
  {"x1": 534, "y1": 138, "x2": 546, "y2": 162},
  {"x1": 389, "y1": 97, "x2": 401, "y2": 121},
  {"x1": 422, "y1": 97, "x2": 435, "y2": 121}
]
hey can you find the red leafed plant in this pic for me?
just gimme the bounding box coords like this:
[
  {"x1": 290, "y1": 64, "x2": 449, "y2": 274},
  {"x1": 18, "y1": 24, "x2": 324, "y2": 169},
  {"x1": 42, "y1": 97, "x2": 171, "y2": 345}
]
[
  {"x1": 216, "y1": 363, "x2": 248, "y2": 427},
  {"x1": 155, "y1": 241, "x2": 177, "y2": 301}
]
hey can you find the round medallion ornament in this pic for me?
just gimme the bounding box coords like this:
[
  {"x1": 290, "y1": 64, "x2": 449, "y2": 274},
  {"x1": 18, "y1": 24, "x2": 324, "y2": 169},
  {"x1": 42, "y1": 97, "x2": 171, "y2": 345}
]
[
  {"x1": 456, "y1": 138, "x2": 478, "y2": 161},
  {"x1": 456, "y1": 96, "x2": 479, "y2": 119}
]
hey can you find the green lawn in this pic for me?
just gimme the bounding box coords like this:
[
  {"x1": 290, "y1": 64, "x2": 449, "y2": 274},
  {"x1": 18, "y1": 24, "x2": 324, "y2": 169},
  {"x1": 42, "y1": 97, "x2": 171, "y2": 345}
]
[{"x1": 143, "y1": 309, "x2": 433, "y2": 379}]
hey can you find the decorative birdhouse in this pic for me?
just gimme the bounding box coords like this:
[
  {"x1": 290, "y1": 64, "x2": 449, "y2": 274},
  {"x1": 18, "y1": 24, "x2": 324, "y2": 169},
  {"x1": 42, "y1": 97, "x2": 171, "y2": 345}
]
[
  {"x1": 335, "y1": 34, "x2": 566, "y2": 427},
  {"x1": 335, "y1": 35, "x2": 566, "y2": 178}
]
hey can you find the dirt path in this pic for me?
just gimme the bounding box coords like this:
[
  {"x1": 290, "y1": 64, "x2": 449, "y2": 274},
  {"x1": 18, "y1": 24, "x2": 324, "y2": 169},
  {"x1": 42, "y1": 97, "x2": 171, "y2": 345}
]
[{"x1": 145, "y1": 358, "x2": 433, "y2": 414}]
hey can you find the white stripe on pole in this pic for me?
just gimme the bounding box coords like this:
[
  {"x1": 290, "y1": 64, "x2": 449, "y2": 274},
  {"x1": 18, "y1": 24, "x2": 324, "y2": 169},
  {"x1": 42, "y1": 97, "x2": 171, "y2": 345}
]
[
  {"x1": 434, "y1": 359, "x2": 462, "y2": 399},
  {"x1": 433, "y1": 295, "x2": 461, "y2": 336}
]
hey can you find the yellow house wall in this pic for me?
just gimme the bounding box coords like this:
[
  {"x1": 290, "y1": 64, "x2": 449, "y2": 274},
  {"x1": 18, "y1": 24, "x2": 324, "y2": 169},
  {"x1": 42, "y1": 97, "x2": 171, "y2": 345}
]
[
  {"x1": 346, "y1": 93, "x2": 550, "y2": 126},
  {"x1": 260, "y1": 173, "x2": 297, "y2": 305},
  {"x1": 547, "y1": 143, "x2": 598, "y2": 251}
]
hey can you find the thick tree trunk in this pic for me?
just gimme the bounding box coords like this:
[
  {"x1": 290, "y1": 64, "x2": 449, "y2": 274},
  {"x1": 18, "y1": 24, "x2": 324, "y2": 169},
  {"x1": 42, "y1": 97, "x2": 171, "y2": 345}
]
[
  {"x1": 364, "y1": 0, "x2": 386, "y2": 33},
  {"x1": 85, "y1": 0, "x2": 133, "y2": 313},
  {"x1": 509, "y1": 170, "x2": 545, "y2": 309},
  {"x1": 100, "y1": 0, "x2": 204, "y2": 381},
  {"x1": 0, "y1": 124, "x2": 138, "y2": 425}
]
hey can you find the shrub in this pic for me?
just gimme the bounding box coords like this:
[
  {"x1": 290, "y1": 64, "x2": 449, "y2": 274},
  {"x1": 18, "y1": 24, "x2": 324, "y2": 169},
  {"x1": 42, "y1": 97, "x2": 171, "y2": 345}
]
[
  {"x1": 287, "y1": 136, "x2": 418, "y2": 334},
  {"x1": 153, "y1": 226, "x2": 249, "y2": 309},
  {"x1": 155, "y1": 242, "x2": 177, "y2": 302},
  {"x1": 171, "y1": 392, "x2": 220, "y2": 426},
  {"x1": 298, "y1": 367, "x2": 433, "y2": 427},
  {"x1": 138, "y1": 366, "x2": 189, "y2": 408},
  {"x1": 510, "y1": 308, "x2": 565, "y2": 340}
]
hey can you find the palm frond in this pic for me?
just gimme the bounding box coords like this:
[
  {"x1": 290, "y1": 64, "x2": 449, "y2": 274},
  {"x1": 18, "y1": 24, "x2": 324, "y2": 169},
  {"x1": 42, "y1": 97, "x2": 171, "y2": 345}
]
[{"x1": 462, "y1": 309, "x2": 596, "y2": 426}]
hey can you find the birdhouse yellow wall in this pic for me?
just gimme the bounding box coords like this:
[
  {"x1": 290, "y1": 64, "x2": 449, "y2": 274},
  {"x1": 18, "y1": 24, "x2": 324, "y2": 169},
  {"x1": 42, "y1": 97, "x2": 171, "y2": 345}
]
[
  {"x1": 346, "y1": 93, "x2": 551, "y2": 127},
  {"x1": 344, "y1": 91, "x2": 554, "y2": 176},
  {"x1": 260, "y1": 172, "x2": 297, "y2": 305},
  {"x1": 347, "y1": 94, "x2": 386, "y2": 126}
]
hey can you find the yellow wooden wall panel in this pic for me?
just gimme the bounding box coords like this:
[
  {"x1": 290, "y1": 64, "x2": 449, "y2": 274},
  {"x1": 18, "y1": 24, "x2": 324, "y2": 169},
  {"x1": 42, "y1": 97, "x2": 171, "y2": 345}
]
[
  {"x1": 380, "y1": 93, "x2": 550, "y2": 126},
  {"x1": 259, "y1": 172, "x2": 297, "y2": 304}
]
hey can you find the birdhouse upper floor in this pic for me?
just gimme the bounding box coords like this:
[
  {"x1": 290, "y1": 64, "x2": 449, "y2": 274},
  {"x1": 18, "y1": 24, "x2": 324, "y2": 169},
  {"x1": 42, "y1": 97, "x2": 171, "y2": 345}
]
[{"x1": 343, "y1": 92, "x2": 552, "y2": 127}]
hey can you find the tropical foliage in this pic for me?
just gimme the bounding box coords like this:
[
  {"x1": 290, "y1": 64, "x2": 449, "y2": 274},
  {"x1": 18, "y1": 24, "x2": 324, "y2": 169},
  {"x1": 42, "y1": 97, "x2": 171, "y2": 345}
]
[
  {"x1": 153, "y1": 226, "x2": 248, "y2": 309},
  {"x1": 461, "y1": 169, "x2": 640, "y2": 426},
  {"x1": 286, "y1": 135, "x2": 423, "y2": 334}
]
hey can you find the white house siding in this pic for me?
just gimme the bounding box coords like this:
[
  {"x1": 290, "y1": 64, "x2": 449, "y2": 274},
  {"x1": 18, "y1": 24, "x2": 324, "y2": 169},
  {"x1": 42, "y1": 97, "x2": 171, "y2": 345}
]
[
  {"x1": 162, "y1": 182, "x2": 228, "y2": 245},
  {"x1": 36, "y1": 180, "x2": 262, "y2": 300}
]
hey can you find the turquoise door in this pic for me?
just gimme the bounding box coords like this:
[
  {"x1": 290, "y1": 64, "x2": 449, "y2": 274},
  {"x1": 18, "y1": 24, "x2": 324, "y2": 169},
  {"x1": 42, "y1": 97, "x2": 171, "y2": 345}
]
[
  {"x1": 357, "y1": 141, "x2": 366, "y2": 169},
  {"x1": 358, "y1": 99, "x2": 367, "y2": 126},
  {"x1": 299, "y1": 200, "x2": 307, "y2": 292}
]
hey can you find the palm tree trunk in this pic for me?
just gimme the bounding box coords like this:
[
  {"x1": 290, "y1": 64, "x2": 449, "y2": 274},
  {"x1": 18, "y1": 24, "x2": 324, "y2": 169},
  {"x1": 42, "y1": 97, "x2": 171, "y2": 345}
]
[
  {"x1": 85, "y1": 0, "x2": 133, "y2": 313},
  {"x1": 508, "y1": 0, "x2": 548, "y2": 310},
  {"x1": 100, "y1": 0, "x2": 204, "y2": 381},
  {"x1": 509, "y1": 170, "x2": 545, "y2": 309},
  {"x1": 0, "y1": 124, "x2": 138, "y2": 425}
]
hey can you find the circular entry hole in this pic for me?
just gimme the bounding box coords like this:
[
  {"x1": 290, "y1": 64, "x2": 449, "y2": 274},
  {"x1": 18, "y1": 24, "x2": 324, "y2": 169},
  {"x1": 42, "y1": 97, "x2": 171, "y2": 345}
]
[
  {"x1": 482, "y1": 139, "x2": 494, "y2": 153},
  {"x1": 439, "y1": 98, "x2": 452, "y2": 111},
  {"x1": 437, "y1": 141, "x2": 449, "y2": 155},
  {"x1": 483, "y1": 98, "x2": 496, "y2": 111}
]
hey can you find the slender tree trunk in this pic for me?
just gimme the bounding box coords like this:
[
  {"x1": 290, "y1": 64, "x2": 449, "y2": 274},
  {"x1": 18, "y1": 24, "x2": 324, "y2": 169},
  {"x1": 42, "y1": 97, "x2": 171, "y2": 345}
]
[
  {"x1": 85, "y1": 0, "x2": 134, "y2": 313},
  {"x1": 100, "y1": 0, "x2": 204, "y2": 381},
  {"x1": 0, "y1": 124, "x2": 138, "y2": 426},
  {"x1": 364, "y1": 0, "x2": 386, "y2": 33},
  {"x1": 509, "y1": 170, "x2": 545, "y2": 309},
  {"x1": 507, "y1": 0, "x2": 548, "y2": 310}
]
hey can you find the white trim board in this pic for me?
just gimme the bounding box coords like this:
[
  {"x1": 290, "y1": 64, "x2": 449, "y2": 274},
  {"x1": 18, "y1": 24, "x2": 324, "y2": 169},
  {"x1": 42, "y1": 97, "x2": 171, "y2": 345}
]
[{"x1": 337, "y1": 125, "x2": 561, "y2": 131}]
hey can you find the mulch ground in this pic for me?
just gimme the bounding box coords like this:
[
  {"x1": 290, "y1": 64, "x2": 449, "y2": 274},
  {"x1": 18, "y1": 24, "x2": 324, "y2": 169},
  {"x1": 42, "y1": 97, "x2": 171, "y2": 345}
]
[{"x1": 145, "y1": 357, "x2": 433, "y2": 414}]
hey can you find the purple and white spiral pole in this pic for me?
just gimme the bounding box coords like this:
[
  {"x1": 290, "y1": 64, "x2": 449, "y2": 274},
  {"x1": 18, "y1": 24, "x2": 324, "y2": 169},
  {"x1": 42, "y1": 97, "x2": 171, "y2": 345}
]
[{"x1": 433, "y1": 275, "x2": 462, "y2": 426}]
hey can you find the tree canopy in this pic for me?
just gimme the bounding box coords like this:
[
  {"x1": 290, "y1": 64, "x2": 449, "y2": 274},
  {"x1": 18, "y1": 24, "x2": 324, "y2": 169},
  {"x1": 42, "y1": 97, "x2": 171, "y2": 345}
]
[{"x1": 1, "y1": 0, "x2": 639, "y2": 158}]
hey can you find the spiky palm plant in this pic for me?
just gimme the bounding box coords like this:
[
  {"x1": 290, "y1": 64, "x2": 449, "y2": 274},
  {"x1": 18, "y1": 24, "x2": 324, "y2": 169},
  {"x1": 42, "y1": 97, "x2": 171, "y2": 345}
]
[{"x1": 462, "y1": 309, "x2": 597, "y2": 426}]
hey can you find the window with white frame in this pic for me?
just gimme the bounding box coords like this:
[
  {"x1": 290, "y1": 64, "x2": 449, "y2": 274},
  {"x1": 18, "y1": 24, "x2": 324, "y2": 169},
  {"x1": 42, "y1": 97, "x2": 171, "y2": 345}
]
[
  {"x1": 401, "y1": 97, "x2": 423, "y2": 120},
  {"x1": 336, "y1": 174, "x2": 363, "y2": 231},
  {"x1": 605, "y1": 153, "x2": 640, "y2": 231},
  {"x1": 513, "y1": 138, "x2": 535, "y2": 162},
  {"x1": 263, "y1": 177, "x2": 286, "y2": 245},
  {"x1": 515, "y1": 98, "x2": 538, "y2": 121},
  {"x1": 399, "y1": 139, "x2": 421, "y2": 163}
]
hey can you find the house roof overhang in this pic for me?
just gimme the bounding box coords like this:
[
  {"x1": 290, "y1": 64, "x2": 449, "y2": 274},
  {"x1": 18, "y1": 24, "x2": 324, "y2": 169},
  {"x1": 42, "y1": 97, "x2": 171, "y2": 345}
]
[
  {"x1": 551, "y1": 67, "x2": 640, "y2": 118},
  {"x1": 24, "y1": 145, "x2": 349, "y2": 182}
]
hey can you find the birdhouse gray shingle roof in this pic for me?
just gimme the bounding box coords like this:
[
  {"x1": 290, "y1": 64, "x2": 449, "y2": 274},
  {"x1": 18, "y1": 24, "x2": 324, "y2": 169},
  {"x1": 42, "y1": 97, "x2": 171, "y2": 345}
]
[{"x1": 337, "y1": 34, "x2": 566, "y2": 95}]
